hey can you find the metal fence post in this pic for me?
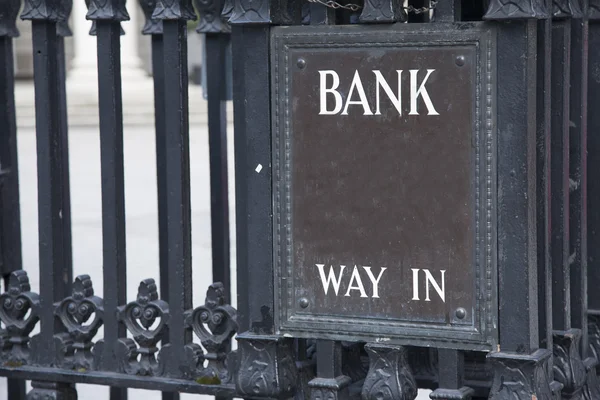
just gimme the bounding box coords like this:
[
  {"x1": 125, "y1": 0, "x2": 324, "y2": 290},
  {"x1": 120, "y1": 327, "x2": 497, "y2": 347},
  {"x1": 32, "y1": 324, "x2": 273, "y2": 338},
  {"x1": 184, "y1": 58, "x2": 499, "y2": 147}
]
[
  {"x1": 482, "y1": 1, "x2": 561, "y2": 397},
  {"x1": 149, "y1": 0, "x2": 196, "y2": 382},
  {"x1": 0, "y1": 0, "x2": 22, "y2": 281},
  {"x1": 21, "y1": 0, "x2": 77, "y2": 396},
  {"x1": 86, "y1": 1, "x2": 129, "y2": 399},
  {"x1": 548, "y1": 1, "x2": 589, "y2": 398},
  {"x1": 568, "y1": 0, "x2": 600, "y2": 394},
  {"x1": 193, "y1": 0, "x2": 232, "y2": 303},
  {"x1": 429, "y1": 3, "x2": 473, "y2": 399},
  {"x1": 56, "y1": 1, "x2": 74, "y2": 299},
  {"x1": 230, "y1": 24, "x2": 273, "y2": 337},
  {"x1": 0, "y1": 2, "x2": 26, "y2": 399},
  {"x1": 227, "y1": 0, "x2": 303, "y2": 397},
  {"x1": 587, "y1": 0, "x2": 600, "y2": 391},
  {"x1": 190, "y1": 2, "x2": 232, "y2": 398},
  {"x1": 137, "y1": 3, "x2": 179, "y2": 399}
]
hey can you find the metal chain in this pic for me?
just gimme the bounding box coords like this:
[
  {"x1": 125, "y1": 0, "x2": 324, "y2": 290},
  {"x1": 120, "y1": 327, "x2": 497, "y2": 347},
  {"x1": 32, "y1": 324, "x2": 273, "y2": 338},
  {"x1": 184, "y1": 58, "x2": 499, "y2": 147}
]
[
  {"x1": 405, "y1": 0, "x2": 438, "y2": 14},
  {"x1": 307, "y1": 0, "x2": 362, "y2": 12},
  {"x1": 306, "y1": 0, "x2": 438, "y2": 13}
]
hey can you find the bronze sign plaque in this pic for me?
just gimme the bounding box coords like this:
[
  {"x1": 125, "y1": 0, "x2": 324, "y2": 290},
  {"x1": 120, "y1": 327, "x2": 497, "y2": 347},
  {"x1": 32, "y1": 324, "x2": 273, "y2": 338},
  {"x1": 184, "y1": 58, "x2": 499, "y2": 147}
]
[{"x1": 272, "y1": 24, "x2": 497, "y2": 350}]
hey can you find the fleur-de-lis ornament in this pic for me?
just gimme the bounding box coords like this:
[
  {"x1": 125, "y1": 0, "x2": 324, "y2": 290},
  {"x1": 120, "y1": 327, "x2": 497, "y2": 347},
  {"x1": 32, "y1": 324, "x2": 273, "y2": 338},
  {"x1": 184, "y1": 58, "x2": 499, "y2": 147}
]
[
  {"x1": 193, "y1": 0, "x2": 231, "y2": 33},
  {"x1": 85, "y1": 0, "x2": 126, "y2": 35},
  {"x1": 590, "y1": 0, "x2": 600, "y2": 18},
  {"x1": 152, "y1": 0, "x2": 196, "y2": 20},
  {"x1": 87, "y1": 0, "x2": 130, "y2": 21},
  {"x1": 57, "y1": 0, "x2": 73, "y2": 36},
  {"x1": 483, "y1": 0, "x2": 551, "y2": 19},
  {"x1": 0, "y1": 0, "x2": 21, "y2": 37},
  {"x1": 21, "y1": 0, "x2": 70, "y2": 21},
  {"x1": 139, "y1": 0, "x2": 163, "y2": 34}
]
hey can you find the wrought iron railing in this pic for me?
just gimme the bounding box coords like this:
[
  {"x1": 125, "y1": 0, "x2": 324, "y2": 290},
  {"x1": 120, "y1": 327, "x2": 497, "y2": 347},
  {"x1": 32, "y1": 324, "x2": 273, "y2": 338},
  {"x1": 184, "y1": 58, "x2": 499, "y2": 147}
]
[{"x1": 2, "y1": 0, "x2": 600, "y2": 399}]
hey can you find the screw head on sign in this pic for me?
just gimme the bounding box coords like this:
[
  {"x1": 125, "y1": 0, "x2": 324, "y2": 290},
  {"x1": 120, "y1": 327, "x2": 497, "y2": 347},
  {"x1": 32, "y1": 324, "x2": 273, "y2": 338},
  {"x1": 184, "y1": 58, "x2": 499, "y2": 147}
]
[
  {"x1": 455, "y1": 55, "x2": 465, "y2": 67},
  {"x1": 297, "y1": 58, "x2": 306, "y2": 69},
  {"x1": 299, "y1": 298, "x2": 309, "y2": 308},
  {"x1": 455, "y1": 308, "x2": 467, "y2": 319}
]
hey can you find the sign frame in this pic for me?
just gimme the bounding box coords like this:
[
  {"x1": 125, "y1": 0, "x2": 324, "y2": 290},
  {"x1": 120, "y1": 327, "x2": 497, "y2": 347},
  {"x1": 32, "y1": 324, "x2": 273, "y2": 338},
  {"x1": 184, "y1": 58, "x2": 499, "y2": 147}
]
[{"x1": 271, "y1": 23, "x2": 497, "y2": 351}]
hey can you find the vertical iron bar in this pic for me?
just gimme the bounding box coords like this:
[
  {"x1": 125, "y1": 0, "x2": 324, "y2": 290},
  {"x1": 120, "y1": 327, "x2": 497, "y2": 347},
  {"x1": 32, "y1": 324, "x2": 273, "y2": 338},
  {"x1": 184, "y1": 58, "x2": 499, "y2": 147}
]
[
  {"x1": 536, "y1": 17, "x2": 552, "y2": 351},
  {"x1": 432, "y1": 0, "x2": 460, "y2": 21},
  {"x1": 163, "y1": 18, "x2": 193, "y2": 362},
  {"x1": 205, "y1": 33, "x2": 230, "y2": 299},
  {"x1": 437, "y1": 349, "x2": 465, "y2": 390},
  {"x1": 0, "y1": 29, "x2": 25, "y2": 400},
  {"x1": 56, "y1": 35, "x2": 73, "y2": 298},
  {"x1": 0, "y1": 22, "x2": 25, "y2": 399},
  {"x1": 588, "y1": 19, "x2": 600, "y2": 314},
  {"x1": 0, "y1": 33, "x2": 21, "y2": 400},
  {"x1": 95, "y1": 20, "x2": 128, "y2": 400},
  {"x1": 205, "y1": 32, "x2": 230, "y2": 400},
  {"x1": 309, "y1": 3, "x2": 336, "y2": 24},
  {"x1": 31, "y1": 18, "x2": 66, "y2": 363},
  {"x1": 0, "y1": 37, "x2": 21, "y2": 279},
  {"x1": 231, "y1": 25, "x2": 272, "y2": 333},
  {"x1": 152, "y1": 31, "x2": 180, "y2": 400},
  {"x1": 569, "y1": 14, "x2": 589, "y2": 353},
  {"x1": 551, "y1": 18, "x2": 572, "y2": 332},
  {"x1": 586, "y1": 17, "x2": 600, "y2": 396},
  {"x1": 6, "y1": 379, "x2": 26, "y2": 399},
  {"x1": 496, "y1": 20, "x2": 540, "y2": 353},
  {"x1": 316, "y1": 340, "x2": 343, "y2": 379},
  {"x1": 152, "y1": 33, "x2": 169, "y2": 324}
]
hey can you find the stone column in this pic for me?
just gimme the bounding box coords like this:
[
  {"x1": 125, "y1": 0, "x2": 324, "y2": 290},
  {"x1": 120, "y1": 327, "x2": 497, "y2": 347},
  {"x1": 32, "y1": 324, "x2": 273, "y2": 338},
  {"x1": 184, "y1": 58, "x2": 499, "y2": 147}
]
[{"x1": 120, "y1": 3, "x2": 147, "y2": 80}]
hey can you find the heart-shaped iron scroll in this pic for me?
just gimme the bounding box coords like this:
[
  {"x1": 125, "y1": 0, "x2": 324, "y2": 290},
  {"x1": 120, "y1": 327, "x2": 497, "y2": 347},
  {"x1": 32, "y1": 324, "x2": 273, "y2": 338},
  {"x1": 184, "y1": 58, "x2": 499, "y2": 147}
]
[
  {"x1": 184, "y1": 282, "x2": 237, "y2": 382},
  {"x1": 117, "y1": 279, "x2": 169, "y2": 376},
  {"x1": 54, "y1": 275, "x2": 104, "y2": 370},
  {"x1": 55, "y1": 275, "x2": 104, "y2": 340},
  {"x1": 0, "y1": 271, "x2": 40, "y2": 365}
]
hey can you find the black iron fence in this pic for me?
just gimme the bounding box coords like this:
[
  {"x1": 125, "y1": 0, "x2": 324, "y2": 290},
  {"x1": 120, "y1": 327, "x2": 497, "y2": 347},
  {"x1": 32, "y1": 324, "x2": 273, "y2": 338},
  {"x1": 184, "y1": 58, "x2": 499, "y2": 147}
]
[{"x1": 2, "y1": 0, "x2": 600, "y2": 399}]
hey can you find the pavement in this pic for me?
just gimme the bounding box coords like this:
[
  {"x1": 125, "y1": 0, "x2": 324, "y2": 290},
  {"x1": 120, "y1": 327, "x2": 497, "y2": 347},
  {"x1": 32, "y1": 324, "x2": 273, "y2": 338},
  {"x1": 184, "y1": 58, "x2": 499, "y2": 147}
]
[{"x1": 2, "y1": 78, "x2": 431, "y2": 399}]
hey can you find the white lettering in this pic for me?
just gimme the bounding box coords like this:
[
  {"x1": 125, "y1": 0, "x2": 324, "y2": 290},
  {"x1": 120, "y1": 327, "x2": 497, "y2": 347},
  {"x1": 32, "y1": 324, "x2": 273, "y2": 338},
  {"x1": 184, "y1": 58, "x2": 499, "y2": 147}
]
[
  {"x1": 362, "y1": 266, "x2": 387, "y2": 298},
  {"x1": 342, "y1": 70, "x2": 373, "y2": 116},
  {"x1": 424, "y1": 269, "x2": 446, "y2": 302},
  {"x1": 344, "y1": 265, "x2": 368, "y2": 297},
  {"x1": 411, "y1": 268, "x2": 420, "y2": 300},
  {"x1": 319, "y1": 71, "x2": 343, "y2": 115},
  {"x1": 409, "y1": 69, "x2": 439, "y2": 116},
  {"x1": 412, "y1": 269, "x2": 446, "y2": 302},
  {"x1": 316, "y1": 264, "x2": 346, "y2": 296},
  {"x1": 374, "y1": 70, "x2": 402, "y2": 115}
]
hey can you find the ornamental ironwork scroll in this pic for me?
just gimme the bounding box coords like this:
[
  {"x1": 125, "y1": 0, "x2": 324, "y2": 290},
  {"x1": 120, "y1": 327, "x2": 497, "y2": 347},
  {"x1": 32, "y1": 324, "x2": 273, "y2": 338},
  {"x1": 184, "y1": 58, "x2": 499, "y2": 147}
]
[{"x1": 0, "y1": 271, "x2": 39, "y2": 366}]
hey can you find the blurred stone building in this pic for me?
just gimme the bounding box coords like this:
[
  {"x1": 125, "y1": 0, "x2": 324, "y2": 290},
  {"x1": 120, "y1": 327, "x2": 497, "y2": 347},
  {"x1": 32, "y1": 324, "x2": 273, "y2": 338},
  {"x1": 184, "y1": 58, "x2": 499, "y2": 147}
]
[{"x1": 12, "y1": 4, "x2": 203, "y2": 82}]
